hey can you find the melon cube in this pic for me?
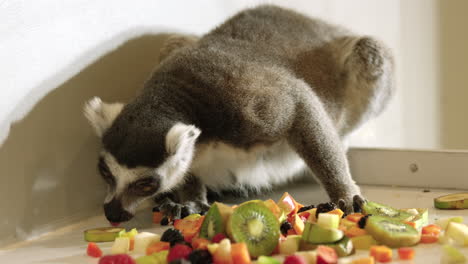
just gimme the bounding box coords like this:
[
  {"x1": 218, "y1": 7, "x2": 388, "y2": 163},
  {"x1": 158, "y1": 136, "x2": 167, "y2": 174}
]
[
  {"x1": 441, "y1": 244, "x2": 466, "y2": 264},
  {"x1": 279, "y1": 235, "x2": 301, "y2": 255},
  {"x1": 446, "y1": 222, "x2": 468, "y2": 246},
  {"x1": 111, "y1": 237, "x2": 130, "y2": 254},
  {"x1": 134, "y1": 232, "x2": 161, "y2": 254},
  {"x1": 317, "y1": 213, "x2": 340, "y2": 229},
  {"x1": 436, "y1": 217, "x2": 464, "y2": 230}
]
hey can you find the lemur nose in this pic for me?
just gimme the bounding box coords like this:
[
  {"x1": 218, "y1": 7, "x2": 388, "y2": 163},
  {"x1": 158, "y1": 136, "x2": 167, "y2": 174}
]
[{"x1": 103, "y1": 198, "x2": 133, "y2": 222}]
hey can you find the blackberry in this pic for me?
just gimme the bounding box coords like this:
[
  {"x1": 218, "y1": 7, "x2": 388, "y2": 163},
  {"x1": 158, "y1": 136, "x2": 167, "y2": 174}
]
[
  {"x1": 358, "y1": 214, "x2": 371, "y2": 229},
  {"x1": 280, "y1": 221, "x2": 293, "y2": 236},
  {"x1": 315, "y1": 202, "x2": 337, "y2": 218},
  {"x1": 160, "y1": 216, "x2": 170, "y2": 226},
  {"x1": 161, "y1": 228, "x2": 185, "y2": 246},
  {"x1": 297, "y1": 204, "x2": 315, "y2": 213},
  {"x1": 188, "y1": 249, "x2": 213, "y2": 264}
]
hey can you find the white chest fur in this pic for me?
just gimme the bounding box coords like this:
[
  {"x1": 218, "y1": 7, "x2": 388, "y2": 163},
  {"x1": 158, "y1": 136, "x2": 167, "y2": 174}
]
[{"x1": 190, "y1": 140, "x2": 307, "y2": 190}]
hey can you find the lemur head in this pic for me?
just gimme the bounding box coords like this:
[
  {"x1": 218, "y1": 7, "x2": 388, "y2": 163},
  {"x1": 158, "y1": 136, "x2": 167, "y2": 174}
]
[{"x1": 83, "y1": 97, "x2": 200, "y2": 223}]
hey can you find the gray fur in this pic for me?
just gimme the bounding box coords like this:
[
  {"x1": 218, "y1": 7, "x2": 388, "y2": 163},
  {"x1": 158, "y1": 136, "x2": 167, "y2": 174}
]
[{"x1": 89, "y1": 5, "x2": 395, "y2": 220}]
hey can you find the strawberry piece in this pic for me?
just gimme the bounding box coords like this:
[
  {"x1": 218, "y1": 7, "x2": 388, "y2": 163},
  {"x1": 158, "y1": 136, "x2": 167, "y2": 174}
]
[
  {"x1": 316, "y1": 246, "x2": 338, "y2": 264},
  {"x1": 398, "y1": 247, "x2": 415, "y2": 260},
  {"x1": 167, "y1": 243, "x2": 193, "y2": 262},
  {"x1": 212, "y1": 233, "x2": 228, "y2": 243},
  {"x1": 99, "y1": 254, "x2": 135, "y2": 264},
  {"x1": 420, "y1": 234, "x2": 439, "y2": 243},
  {"x1": 284, "y1": 255, "x2": 307, "y2": 264},
  {"x1": 422, "y1": 224, "x2": 442, "y2": 236},
  {"x1": 86, "y1": 242, "x2": 102, "y2": 258}
]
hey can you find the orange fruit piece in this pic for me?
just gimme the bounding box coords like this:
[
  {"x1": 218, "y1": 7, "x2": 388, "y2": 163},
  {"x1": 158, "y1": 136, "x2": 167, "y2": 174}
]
[
  {"x1": 370, "y1": 245, "x2": 392, "y2": 263},
  {"x1": 398, "y1": 247, "x2": 415, "y2": 260},
  {"x1": 146, "y1": 241, "x2": 170, "y2": 255},
  {"x1": 192, "y1": 237, "x2": 211, "y2": 250},
  {"x1": 346, "y1": 213, "x2": 364, "y2": 223},
  {"x1": 231, "y1": 243, "x2": 251, "y2": 264},
  {"x1": 345, "y1": 226, "x2": 368, "y2": 237},
  {"x1": 152, "y1": 212, "x2": 164, "y2": 224}
]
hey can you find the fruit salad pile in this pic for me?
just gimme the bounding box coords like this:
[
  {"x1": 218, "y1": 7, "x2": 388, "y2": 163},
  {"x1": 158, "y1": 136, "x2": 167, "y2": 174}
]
[{"x1": 84, "y1": 192, "x2": 468, "y2": 264}]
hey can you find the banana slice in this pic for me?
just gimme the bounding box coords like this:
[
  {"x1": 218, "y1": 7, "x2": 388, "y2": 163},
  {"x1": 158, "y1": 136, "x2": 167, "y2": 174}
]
[{"x1": 434, "y1": 193, "x2": 468, "y2": 209}]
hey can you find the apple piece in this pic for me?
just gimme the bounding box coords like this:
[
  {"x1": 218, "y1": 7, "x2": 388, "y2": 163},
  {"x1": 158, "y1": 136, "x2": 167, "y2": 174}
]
[
  {"x1": 279, "y1": 235, "x2": 301, "y2": 255},
  {"x1": 307, "y1": 208, "x2": 318, "y2": 223},
  {"x1": 207, "y1": 243, "x2": 220, "y2": 255},
  {"x1": 213, "y1": 238, "x2": 233, "y2": 264},
  {"x1": 111, "y1": 237, "x2": 130, "y2": 254},
  {"x1": 446, "y1": 222, "x2": 468, "y2": 246},
  {"x1": 317, "y1": 213, "x2": 340, "y2": 230},
  {"x1": 316, "y1": 245, "x2": 338, "y2": 264},
  {"x1": 441, "y1": 244, "x2": 467, "y2": 264},
  {"x1": 293, "y1": 214, "x2": 305, "y2": 235},
  {"x1": 302, "y1": 223, "x2": 343, "y2": 244},
  {"x1": 264, "y1": 199, "x2": 286, "y2": 222},
  {"x1": 135, "y1": 255, "x2": 157, "y2": 264},
  {"x1": 436, "y1": 217, "x2": 465, "y2": 230},
  {"x1": 134, "y1": 232, "x2": 160, "y2": 254},
  {"x1": 277, "y1": 192, "x2": 299, "y2": 215}
]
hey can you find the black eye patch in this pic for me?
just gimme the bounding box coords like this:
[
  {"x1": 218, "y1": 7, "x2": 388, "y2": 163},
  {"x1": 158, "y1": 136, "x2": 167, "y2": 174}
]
[
  {"x1": 98, "y1": 157, "x2": 115, "y2": 186},
  {"x1": 128, "y1": 177, "x2": 159, "y2": 196}
]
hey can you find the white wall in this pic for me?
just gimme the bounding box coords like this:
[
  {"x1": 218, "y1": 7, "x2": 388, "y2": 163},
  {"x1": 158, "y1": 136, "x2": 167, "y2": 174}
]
[{"x1": 0, "y1": 0, "x2": 447, "y2": 245}]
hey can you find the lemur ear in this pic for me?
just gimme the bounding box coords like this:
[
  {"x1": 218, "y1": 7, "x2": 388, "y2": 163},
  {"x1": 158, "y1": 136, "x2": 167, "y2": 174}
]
[
  {"x1": 165, "y1": 123, "x2": 201, "y2": 156},
  {"x1": 83, "y1": 97, "x2": 124, "y2": 137}
]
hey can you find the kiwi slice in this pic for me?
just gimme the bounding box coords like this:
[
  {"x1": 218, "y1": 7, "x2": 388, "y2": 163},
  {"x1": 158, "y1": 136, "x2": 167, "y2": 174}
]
[
  {"x1": 228, "y1": 202, "x2": 280, "y2": 257},
  {"x1": 199, "y1": 202, "x2": 233, "y2": 239},
  {"x1": 84, "y1": 227, "x2": 124, "y2": 242},
  {"x1": 362, "y1": 201, "x2": 413, "y2": 222},
  {"x1": 302, "y1": 223, "x2": 344, "y2": 244},
  {"x1": 434, "y1": 193, "x2": 468, "y2": 209},
  {"x1": 364, "y1": 216, "x2": 420, "y2": 248}
]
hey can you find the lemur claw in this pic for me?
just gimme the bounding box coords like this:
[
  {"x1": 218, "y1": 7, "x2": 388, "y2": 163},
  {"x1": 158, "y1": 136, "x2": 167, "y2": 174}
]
[{"x1": 337, "y1": 194, "x2": 366, "y2": 214}]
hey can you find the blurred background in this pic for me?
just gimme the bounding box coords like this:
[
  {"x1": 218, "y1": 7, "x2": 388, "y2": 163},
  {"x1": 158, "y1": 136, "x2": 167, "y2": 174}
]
[{"x1": 0, "y1": 0, "x2": 467, "y2": 246}]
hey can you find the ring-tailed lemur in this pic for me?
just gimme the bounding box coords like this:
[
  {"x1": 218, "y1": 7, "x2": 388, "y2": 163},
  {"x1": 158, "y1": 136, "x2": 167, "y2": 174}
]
[{"x1": 84, "y1": 5, "x2": 394, "y2": 223}]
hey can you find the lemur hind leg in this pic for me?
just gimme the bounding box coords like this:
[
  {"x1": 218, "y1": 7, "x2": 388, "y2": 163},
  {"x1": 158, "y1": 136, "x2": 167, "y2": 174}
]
[
  {"x1": 153, "y1": 174, "x2": 210, "y2": 220},
  {"x1": 287, "y1": 80, "x2": 364, "y2": 214}
]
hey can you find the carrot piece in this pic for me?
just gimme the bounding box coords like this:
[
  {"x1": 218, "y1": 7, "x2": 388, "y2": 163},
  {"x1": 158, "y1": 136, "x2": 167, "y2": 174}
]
[
  {"x1": 129, "y1": 238, "x2": 135, "y2": 251},
  {"x1": 345, "y1": 226, "x2": 368, "y2": 237},
  {"x1": 420, "y1": 234, "x2": 439, "y2": 244},
  {"x1": 152, "y1": 212, "x2": 164, "y2": 224},
  {"x1": 146, "y1": 241, "x2": 170, "y2": 255},
  {"x1": 231, "y1": 243, "x2": 251, "y2": 264},
  {"x1": 422, "y1": 224, "x2": 442, "y2": 236},
  {"x1": 346, "y1": 213, "x2": 364, "y2": 223},
  {"x1": 398, "y1": 247, "x2": 415, "y2": 260},
  {"x1": 192, "y1": 237, "x2": 211, "y2": 250},
  {"x1": 370, "y1": 245, "x2": 392, "y2": 263}
]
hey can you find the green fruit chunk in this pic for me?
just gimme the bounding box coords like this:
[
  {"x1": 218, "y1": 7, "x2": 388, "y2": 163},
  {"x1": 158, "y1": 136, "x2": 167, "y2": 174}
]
[
  {"x1": 302, "y1": 223, "x2": 344, "y2": 244},
  {"x1": 84, "y1": 227, "x2": 125, "y2": 242},
  {"x1": 436, "y1": 217, "x2": 464, "y2": 230},
  {"x1": 362, "y1": 201, "x2": 413, "y2": 222},
  {"x1": 136, "y1": 255, "x2": 158, "y2": 264},
  {"x1": 441, "y1": 244, "x2": 467, "y2": 264},
  {"x1": 228, "y1": 202, "x2": 280, "y2": 257},
  {"x1": 351, "y1": 235, "x2": 377, "y2": 250},
  {"x1": 328, "y1": 236, "x2": 354, "y2": 257},
  {"x1": 200, "y1": 202, "x2": 232, "y2": 239},
  {"x1": 279, "y1": 235, "x2": 301, "y2": 255},
  {"x1": 364, "y1": 216, "x2": 420, "y2": 248},
  {"x1": 118, "y1": 228, "x2": 138, "y2": 238},
  {"x1": 257, "y1": 256, "x2": 281, "y2": 264},
  {"x1": 435, "y1": 193, "x2": 468, "y2": 209},
  {"x1": 317, "y1": 213, "x2": 340, "y2": 229},
  {"x1": 446, "y1": 222, "x2": 468, "y2": 246}
]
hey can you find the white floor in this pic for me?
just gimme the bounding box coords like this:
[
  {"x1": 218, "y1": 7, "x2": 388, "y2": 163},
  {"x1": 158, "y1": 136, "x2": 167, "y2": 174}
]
[{"x1": 1, "y1": 184, "x2": 467, "y2": 263}]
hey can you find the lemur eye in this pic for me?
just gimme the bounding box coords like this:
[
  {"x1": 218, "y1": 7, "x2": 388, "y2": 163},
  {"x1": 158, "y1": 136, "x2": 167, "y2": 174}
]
[
  {"x1": 129, "y1": 177, "x2": 158, "y2": 196},
  {"x1": 98, "y1": 157, "x2": 114, "y2": 185}
]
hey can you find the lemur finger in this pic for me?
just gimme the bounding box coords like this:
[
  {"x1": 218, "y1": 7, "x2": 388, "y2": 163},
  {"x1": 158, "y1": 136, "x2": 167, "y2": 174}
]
[{"x1": 353, "y1": 195, "x2": 366, "y2": 213}]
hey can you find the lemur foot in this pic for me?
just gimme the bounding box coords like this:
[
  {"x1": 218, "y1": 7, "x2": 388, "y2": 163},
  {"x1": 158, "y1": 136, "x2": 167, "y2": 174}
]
[
  {"x1": 154, "y1": 197, "x2": 210, "y2": 220},
  {"x1": 337, "y1": 194, "x2": 367, "y2": 214}
]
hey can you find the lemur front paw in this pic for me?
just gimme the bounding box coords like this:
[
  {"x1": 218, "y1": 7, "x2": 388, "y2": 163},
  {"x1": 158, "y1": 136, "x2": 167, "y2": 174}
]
[
  {"x1": 336, "y1": 194, "x2": 367, "y2": 214},
  {"x1": 154, "y1": 197, "x2": 210, "y2": 221}
]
